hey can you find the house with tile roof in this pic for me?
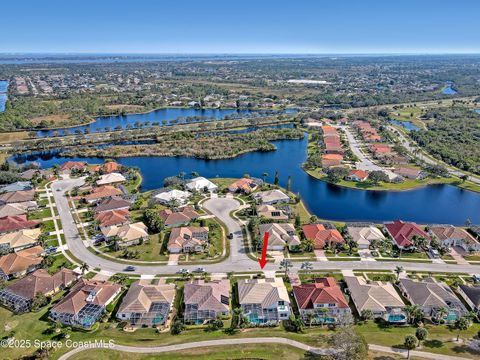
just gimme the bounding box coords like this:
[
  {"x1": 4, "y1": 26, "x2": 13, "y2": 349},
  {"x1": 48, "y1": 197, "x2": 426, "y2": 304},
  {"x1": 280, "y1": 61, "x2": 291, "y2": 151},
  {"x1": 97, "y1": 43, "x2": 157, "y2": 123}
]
[
  {"x1": 167, "y1": 226, "x2": 209, "y2": 253},
  {"x1": 94, "y1": 196, "x2": 131, "y2": 213},
  {"x1": 429, "y1": 225, "x2": 480, "y2": 252},
  {"x1": 92, "y1": 161, "x2": 121, "y2": 174},
  {"x1": 59, "y1": 161, "x2": 86, "y2": 174},
  {"x1": 399, "y1": 277, "x2": 467, "y2": 323},
  {"x1": 384, "y1": 220, "x2": 430, "y2": 250},
  {"x1": 186, "y1": 177, "x2": 218, "y2": 192},
  {"x1": 83, "y1": 185, "x2": 123, "y2": 203},
  {"x1": 116, "y1": 279, "x2": 175, "y2": 327},
  {"x1": 184, "y1": 279, "x2": 230, "y2": 324},
  {"x1": 49, "y1": 279, "x2": 122, "y2": 328},
  {"x1": 347, "y1": 225, "x2": 385, "y2": 249},
  {"x1": 0, "y1": 268, "x2": 78, "y2": 313},
  {"x1": 228, "y1": 178, "x2": 259, "y2": 194},
  {"x1": 97, "y1": 172, "x2": 127, "y2": 186},
  {"x1": 19, "y1": 169, "x2": 53, "y2": 181},
  {"x1": 154, "y1": 189, "x2": 192, "y2": 205},
  {"x1": 237, "y1": 277, "x2": 291, "y2": 324},
  {"x1": 369, "y1": 144, "x2": 392, "y2": 158},
  {"x1": 256, "y1": 204, "x2": 289, "y2": 221},
  {"x1": 0, "y1": 215, "x2": 39, "y2": 234},
  {"x1": 321, "y1": 154, "x2": 343, "y2": 167},
  {"x1": 457, "y1": 284, "x2": 480, "y2": 315},
  {"x1": 0, "y1": 246, "x2": 44, "y2": 280},
  {"x1": 394, "y1": 167, "x2": 425, "y2": 180},
  {"x1": 293, "y1": 277, "x2": 351, "y2": 324},
  {"x1": 0, "y1": 201, "x2": 38, "y2": 218},
  {"x1": 0, "y1": 190, "x2": 36, "y2": 204},
  {"x1": 258, "y1": 223, "x2": 300, "y2": 251},
  {"x1": 159, "y1": 206, "x2": 199, "y2": 228},
  {"x1": 0, "y1": 228, "x2": 41, "y2": 253},
  {"x1": 102, "y1": 222, "x2": 149, "y2": 247},
  {"x1": 0, "y1": 182, "x2": 33, "y2": 193},
  {"x1": 345, "y1": 170, "x2": 369, "y2": 182},
  {"x1": 253, "y1": 189, "x2": 290, "y2": 205},
  {"x1": 302, "y1": 224, "x2": 345, "y2": 250},
  {"x1": 95, "y1": 209, "x2": 130, "y2": 228},
  {"x1": 344, "y1": 276, "x2": 406, "y2": 323}
]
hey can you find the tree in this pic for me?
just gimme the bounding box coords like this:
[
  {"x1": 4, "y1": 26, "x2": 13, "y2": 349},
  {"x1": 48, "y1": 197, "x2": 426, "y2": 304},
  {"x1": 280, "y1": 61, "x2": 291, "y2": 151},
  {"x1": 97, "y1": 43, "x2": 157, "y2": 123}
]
[
  {"x1": 434, "y1": 307, "x2": 448, "y2": 324},
  {"x1": 404, "y1": 335, "x2": 417, "y2": 359},
  {"x1": 412, "y1": 235, "x2": 428, "y2": 252},
  {"x1": 326, "y1": 167, "x2": 349, "y2": 183},
  {"x1": 328, "y1": 327, "x2": 368, "y2": 360},
  {"x1": 455, "y1": 316, "x2": 471, "y2": 342},
  {"x1": 80, "y1": 262, "x2": 89, "y2": 275},
  {"x1": 405, "y1": 304, "x2": 423, "y2": 325},
  {"x1": 394, "y1": 266, "x2": 404, "y2": 280},
  {"x1": 279, "y1": 259, "x2": 292, "y2": 278},
  {"x1": 274, "y1": 171, "x2": 279, "y2": 185},
  {"x1": 262, "y1": 172, "x2": 268, "y2": 183},
  {"x1": 144, "y1": 209, "x2": 164, "y2": 233},
  {"x1": 170, "y1": 320, "x2": 185, "y2": 335},
  {"x1": 31, "y1": 292, "x2": 49, "y2": 311},
  {"x1": 300, "y1": 261, "x2": 313, "y2": 275},
  {"x1": 415, "y1": 327, "x2": 428, "y2": 347},
  {"x1": 360, "y1": 309, "x2": 373, "y2": 322},
  {"x1": 368, "y1": 170, "x2": 389, "y2": 185}
]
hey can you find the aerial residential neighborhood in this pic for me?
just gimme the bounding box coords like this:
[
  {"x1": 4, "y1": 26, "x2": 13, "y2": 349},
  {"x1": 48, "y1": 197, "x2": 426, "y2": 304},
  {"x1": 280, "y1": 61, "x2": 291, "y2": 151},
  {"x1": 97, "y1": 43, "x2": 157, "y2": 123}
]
[{"x1": 1, "y1": 1, "x2": 480, "y2": 359}]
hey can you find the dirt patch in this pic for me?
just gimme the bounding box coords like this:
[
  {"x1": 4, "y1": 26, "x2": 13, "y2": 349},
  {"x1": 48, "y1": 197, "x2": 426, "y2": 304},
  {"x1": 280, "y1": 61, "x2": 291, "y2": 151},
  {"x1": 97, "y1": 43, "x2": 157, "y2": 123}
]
[
  {"x1": 29, "y1": 114, "x2": 72, "y2": 125},
  {"x1": 105, "y1": 104, "x2": 145, "y2": 111},
  {"x1": 0, "y1": 131, "x2": 29, "y2": 143}
]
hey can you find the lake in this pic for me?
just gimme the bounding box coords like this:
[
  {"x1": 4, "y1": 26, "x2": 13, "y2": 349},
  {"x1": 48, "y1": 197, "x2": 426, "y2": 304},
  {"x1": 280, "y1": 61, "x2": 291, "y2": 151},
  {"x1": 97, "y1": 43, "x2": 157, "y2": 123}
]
[
  {"x1": 442, "y1": 86, "x2": 458, "y2": 95},
  {"x1": 389, "y1": 119, "x2": 420, "y2": 131},
  {"x1": 36, "y1": 108, "x2": 296, "y2": 137},
  {"x1": 0, "y1": 80, "x2": 7, "y2": 113},
  {"x1": 10, "y1": 136, "x2": 480, "y2": 225}
]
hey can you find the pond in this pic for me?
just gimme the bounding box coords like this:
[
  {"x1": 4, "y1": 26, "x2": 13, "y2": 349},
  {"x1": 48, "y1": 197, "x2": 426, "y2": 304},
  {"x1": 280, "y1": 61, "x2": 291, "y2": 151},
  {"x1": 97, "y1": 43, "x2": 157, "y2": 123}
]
[
  {"x1": 389, "y1": 119, "x2": 420, "y2": 131},
  {"x1": 442, "y1": 86, "x2": 458, "y2": 95},
  {"x1": 35, "y1": 108, "x2": 296, "y2": 137},
  {"x1": 10, "y1": 136, "x2": 480, "y2": 225}
]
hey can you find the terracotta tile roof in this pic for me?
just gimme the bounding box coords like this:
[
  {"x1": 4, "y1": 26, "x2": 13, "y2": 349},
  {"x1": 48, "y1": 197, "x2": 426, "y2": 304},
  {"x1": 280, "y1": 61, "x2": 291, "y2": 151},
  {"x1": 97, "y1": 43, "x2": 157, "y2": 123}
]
[
  {"x1": 159, "y1": 206, "x2": 199, "y2": 226},
  {"x1": 384, "y1": 220, "x2": 430, "y2": 248},
  {"x1": 84, "y1": 186, "x2": 123, "y2": 201},
  {"x1": 228, "y1": 178, "x2": 258, "y2": 193},
  {"x1": 5, "y1": 268, "x2": 77, "y2": 299},
  {"x1": 0, "y1": 215, "x2": 39, "y2": 233},
  {"x1": 293, "y1": 277, "x2": 349, "y2": 310},
  {"x1": 347, "y1": 169, "x2": 369, "y2": 180},
  {"x1": 302, "y1": 224, "x2": 345, "y2": 249},
  {"x1": 103, "y1": 161, "x2": 121, "y2": 173},
  {"x1": 430, "y1": 225, "x2": 478, "y2": 246},
  {"x1": 0, "y1": 246, "x2": 44, "y2": 276},
  {"x1": 95, "y1": 209, "x2": 130, "y2": 227},
  {"x1": 0, "y1": 190, "x2": 36, "y2": 204},
  {"x1": 0, "y1": 228, "x2": 41, "y2": 249},
  {"x1": 369, "y1": 143, "x2": 392, "y2": 154},
  {"x1": 60, "y1": 161, "x2": 86, "y2": 172},
  {"x1": 52, "y1": 279, "x2": 121, "y2": 315}
]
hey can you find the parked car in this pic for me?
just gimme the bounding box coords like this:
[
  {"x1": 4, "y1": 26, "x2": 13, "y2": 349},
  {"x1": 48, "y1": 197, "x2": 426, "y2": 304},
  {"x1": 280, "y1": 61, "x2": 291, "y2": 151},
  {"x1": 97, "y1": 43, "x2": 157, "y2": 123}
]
[
  {"x1": 177, "y1": 268, "x2": 190, "y2": 274},
  {"x1": 193, "y1": 267, "x2": 206, "y2": 273},
  {"x1": 124, "y1": 266, "x2": 136, "y2": 272},
  {"x1": 45, "y1": 246, "x2": 57, "y2": 254},
  {"x1": 228, "y1": 233, "x2": 234, "y2": 239}
]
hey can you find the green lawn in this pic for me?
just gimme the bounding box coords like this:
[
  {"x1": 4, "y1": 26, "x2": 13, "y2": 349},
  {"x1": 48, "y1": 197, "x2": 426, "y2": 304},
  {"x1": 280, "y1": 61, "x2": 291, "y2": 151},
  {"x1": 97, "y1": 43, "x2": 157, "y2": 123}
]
[
  {"x1": 102, "y1": 233, "x2": 169, "y2": 262},
  {"x1": 28, "y1": 208, "x2": 54, "y2": 220},
  {"x1": 41, "y1": 219, "x2": 56, "y2": 233}
]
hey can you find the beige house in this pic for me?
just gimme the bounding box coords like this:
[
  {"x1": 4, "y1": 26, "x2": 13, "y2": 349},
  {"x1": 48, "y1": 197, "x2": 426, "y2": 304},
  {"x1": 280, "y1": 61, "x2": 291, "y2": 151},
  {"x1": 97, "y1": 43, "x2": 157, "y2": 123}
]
[
  {"x1": 167, "y1": 226, "x2": 209, "y2": 253},
  {"x1": 0, "y1": 228, "x2": 41, "y2": 253},
  {"x1": 429, "y1": 225, "x2": 480, "y2": 252},
  {"x1": 0, "y1": 201, "x2": 38, "y2": 217},
  {"x1": 116, "y1": 279, "x2": 176, "y2": 327},
  {"x1": 96, "y1": 172, "x2": 127, "y2": 186},
  {"x1": 0, "y1": 246, "x2": 44, "y2": 280},
  {"x1": 184, "y1": 279, "x2": 230, "y2": 324},
  {"x1": 102, "y1": 222, "x2": 149, "y2": 247},
  {"x1": 258, "y1": 223, "x2": 300, "y2": 251},
  {"x1": 347, "y1": 225, "x2": 385, "y2": 249},
  {"x1": 253, "y1": 189, "x2": 290, "y2": 205},
  {"x1": 256, "y1": 204, "x2": 289, "y2": 221}
]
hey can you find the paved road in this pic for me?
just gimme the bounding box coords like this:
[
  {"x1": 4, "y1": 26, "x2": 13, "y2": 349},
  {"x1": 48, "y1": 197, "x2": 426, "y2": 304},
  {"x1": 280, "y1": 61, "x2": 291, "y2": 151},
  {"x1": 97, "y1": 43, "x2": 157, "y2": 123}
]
[
  {"x1": 58, "y1": 337, "x2": 334, "y2": 360},
  {"x1": 51, "y1": 178, "x2": 480, "y2": 276}
]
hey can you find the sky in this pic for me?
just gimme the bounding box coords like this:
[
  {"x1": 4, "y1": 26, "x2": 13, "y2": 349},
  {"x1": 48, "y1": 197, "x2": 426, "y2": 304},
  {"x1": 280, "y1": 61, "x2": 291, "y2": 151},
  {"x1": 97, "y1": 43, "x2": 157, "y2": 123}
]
[{"x1": 2, "y1": 0, "x2": 480, "y2": 54}]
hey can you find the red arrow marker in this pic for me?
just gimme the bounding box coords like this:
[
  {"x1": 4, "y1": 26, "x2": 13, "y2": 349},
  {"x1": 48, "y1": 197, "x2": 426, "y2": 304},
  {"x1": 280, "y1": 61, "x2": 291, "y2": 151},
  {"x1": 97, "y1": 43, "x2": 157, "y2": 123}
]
[{"x1": 258, "y1": 232, "x2": 269, "y2": 269}]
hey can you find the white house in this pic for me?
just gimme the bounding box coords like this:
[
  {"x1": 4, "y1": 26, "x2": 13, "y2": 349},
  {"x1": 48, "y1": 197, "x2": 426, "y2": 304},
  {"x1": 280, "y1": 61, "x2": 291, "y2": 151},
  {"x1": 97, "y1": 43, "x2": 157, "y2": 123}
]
[
  {"x1": 97, "y1": 172, "x2": 126, "y2": 186},
  {"x1": 154, "y1": 189, "x2": 192, "y2": 205},
  {"x1": 185, "y1": 177, "x2": 218, "y2": 192}
]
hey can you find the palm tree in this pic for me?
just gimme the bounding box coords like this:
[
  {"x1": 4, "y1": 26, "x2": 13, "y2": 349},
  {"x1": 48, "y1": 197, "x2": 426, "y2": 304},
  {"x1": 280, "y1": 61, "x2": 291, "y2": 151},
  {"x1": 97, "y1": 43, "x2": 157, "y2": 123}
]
[
  {"x1": 404, "y1": 335, "x2": 417, "y2": 359},
  {"x1": 279, "y1": 259, "x2": 292, "y2": 278},
  {"x1": 405, "y1": 304, "x2": 423, "y2": 325},
  {"x1": 80, "y1": 262, "x2": 89, "y2": 275},
  {"x1": 262, "y1": 172, "x2": 268, "y2": 183},
  {"x1": 394, "y1": 266, "x2": 404, "y2": 280},
  {"x1": 300, "y1": 261, "x2": 313, "y2": 276},
  {"x1": 455, "y1": 316, "x2": 471, "y2": 342},
  {"x1": 434, "y1": 307, "x2": 449, "y2": 324}
]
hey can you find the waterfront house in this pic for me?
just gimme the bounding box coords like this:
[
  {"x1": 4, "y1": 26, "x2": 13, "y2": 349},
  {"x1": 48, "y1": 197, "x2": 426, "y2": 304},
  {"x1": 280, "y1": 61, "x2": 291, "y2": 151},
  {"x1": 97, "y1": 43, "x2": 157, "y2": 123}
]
[
  {"x1": 399, "y1": 277, "x2": 467, "y2": 322},
  {"x1": 293, "y1": 277, "x2": 351, "y2": 325},
  {"x1": 95, "y1": 209, "x2": 130, "y2": 228},
  {"x1": 154, "y1": 189, "x2": 192, "y2": 205},
  {"x1": 253, "y1": 189, "x2": 290, "y2": 205},
  {"x1": 0, "y1": 201, "x2": 38, "y2": 218},
  {"x1": 237, "y1": 277, "x2": 291, "y2": 324},
  {"x1": 258, "y1": 223, "x2": 301, "y2": 251},
  {"x1": 345, "y1": 170, "x2": 369, "y2": 182},
  {"x1": 59, "y1": 161, "x2": 86, "y2": 174},
  {"x1": 347, "y1": 225, "x2": 385, "y2": 249},
  {"x1": 228, "y1": 178, "x2": 259, "y2": 194},
  {"x1": 186, "y1": 177, "x2": 218, "y2": 192},
  {"x1": 167, "y1": 226, "x2": 209, "y2": 253},
  {"x1": 19, "y1": 169, "x2": 53, "y2": 181},
  {"x1": 384, "y1": 220, "x2": 430, "y2": 250},
  {"x1": 96, "y1": 172, "x2": 126, "y2": 186},
  {"x1": 429, "y1": 225, "x2": 480, "y2": 252},
  {"x1": 256, "y1": 204, "x2": 289, "y2": 221},
  {"x1": 102, "y1": 222, "x2": 149, "y2": 247},
  {"x1": 321, "y1": 154, "x2": 343, "y2": 167},
  {"x1": 344, "y1": 276, "x2": 406, "y2": 323},
  {"x1": 0, "y1": 228, "x2": 41, "y2": 253},
  {"x1": 394, "y1": 167, "x2": 425, "y2": 180},
  {"x1": 116, "y1": 279, "x2": 175, "y2": 327},
  {"x1": 0, "y1": 215, "x2": 39, "y2": 234},
  {"x1": 159, "y1": 206, "x2": 199, "y2": 228},
  {"x1": 92, "y1": 161, "x2": 121, "y2": 174},
  {"x1": 0, "y1": 246, "x2": 44, "y2": 280},
  {"x1": 184, "y1": 279, "x2": 230, "y2": 324},
  {"x1": 49, "y1": 279, "x2": 122, "y2": 328},
  {"x1": 83, "y1": 185, "x2": 123, "y2": 203},
  {"x1": 457, "y1": 285, "x2": 480, "y2": 315},
  {"x1": 0, "y1": 182, "x2": 33, "y2": 193},
  {"x1": 0, "y1": 190, "x2": 36, "y2": 204},
  {"x1": 302, "y1": 224, "x2": 345, "y2": 250},
  {"x1": 0, "y1": 268, "x2": 77, "y2": 313},
  {"x1": 94, "y1": 196, "x2": 131, "y2": 213}
]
